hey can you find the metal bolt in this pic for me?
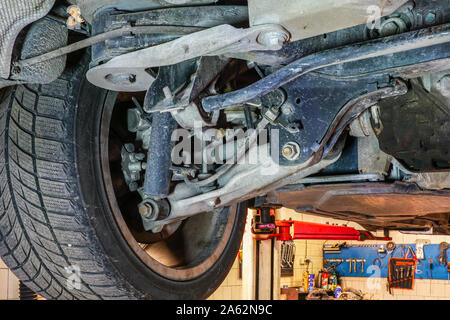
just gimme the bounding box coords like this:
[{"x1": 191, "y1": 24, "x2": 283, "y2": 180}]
[
  {"x1": 257, "y1": 31, "x2": 288, "y2": 50},
  {"x1": 438, "y1": 75, "x2": 450, "y2": 97},
  {"x1": 425, "y1": 12, "x2": 436, "y2": 25},
  {"x1": 138, "y1": 202, "x2": 157, "y2": 220},
  {"x1": 282, "y1": 142, "x2": 300, "y2": 161}
]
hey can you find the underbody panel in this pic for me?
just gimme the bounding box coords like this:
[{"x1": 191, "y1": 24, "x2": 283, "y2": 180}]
[{"x1": 268, "y1": 182, "x2": 450, "y2": 233}]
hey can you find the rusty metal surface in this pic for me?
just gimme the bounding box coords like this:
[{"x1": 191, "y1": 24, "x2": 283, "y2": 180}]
[{"x1": 268, "y1": 182, "x2": 450, "y2": 232}]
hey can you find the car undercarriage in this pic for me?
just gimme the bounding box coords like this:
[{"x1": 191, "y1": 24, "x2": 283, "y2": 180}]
[{"x1": 0, "y1": 0, "x2": 448, "y2": 299}]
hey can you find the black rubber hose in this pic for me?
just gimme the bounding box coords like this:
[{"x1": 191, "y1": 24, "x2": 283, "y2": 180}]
[
  {"x1": 144, "y1": 111, "x2": 177, "y2": 198},
  {"x1": 201, "y1": 23, "x2": 450, "y2": 112}
]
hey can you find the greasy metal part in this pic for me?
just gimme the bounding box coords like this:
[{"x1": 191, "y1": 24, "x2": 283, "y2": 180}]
[
  {"x1": 438, "y1": 242, "x2": 449, "y2": 264},
  {"x1": 143, "y1": 112, "x2": 177, "y2": 198},
  {"x1": 357, "y1": 136, "x2": 392, "y2": 176},
  {"x1": 139, "y1": 198, "x2": 171, "y2": 233},
  {"x1": 87, "y1": 24, "x2": 290, "y2": 91},
  {"x1": 231, "y1": 0, "x2": 450, "y2": 67},
  {"x1": 287, "y1": 173, "x2": 384, "y2": 185},
  {"x1": 101, "y1": 91, "x2": 239, "y2": 280},
  {"x1": 181, "y1": 117, "x2": 271, "y2": 191},
  {"x1": 201, "y1": 24, "x2": 450, "y2": 112},
  {"x1": 267, "y1": 181, "x2": 450, "y2": 231},
  {"x1": 121, "y1": 144, "x2": 146, "y2": 192},
  {"x1": 305, "y1": 82, "x2": 407, "y2": 167},
  {"x1": 148, "y1": 56, "x2": 230, "y2": 114},
  {"x1": 138, "y1": 198, "x2": 159, "y2": 220},
  {"x1": 378, "y1": 78, "x2": 450, "y2": 171},
  {"x1": 90, "y1": 6, "x2": 249, "y2": 67},
  {"x1": 144, "y1": 58, "x2": 200, "y2": 112},
  {"x1": 392, "y1": 158, "x2": 450, "y2": 191},
  {"x1": 349, "y1": 105, "x2": 382, "y2": 137},
  {"x1": 248, "y1": 0, "x2": 408, "y2": 42},
  {"x1": 68, "y1": 0, "x2": 217, "y2": 23},
  {"x1": 127, "y1": 107, "x2": 152, "y2": 149},
  {"x1": 0, "y1": 0, "x2": 55, "y2": 79},
  {"x1": 409, "y1": 173, "x2": 450, "y2": 190},
  {"x1": 142, "y1": 61, "x2": 199, "y2": 198},
  {"x1": 171, "y1": 103, "x2": 220, "y2": 129},
  {"x1": 143, "y1": 142, "x2": 344, "y2": 231}
]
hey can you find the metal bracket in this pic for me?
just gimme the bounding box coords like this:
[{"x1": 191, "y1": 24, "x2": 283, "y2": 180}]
[
  {"x1": 415, "y1": 239, "x2": 431, "y2": 260},
  {"x1": 86, "y1": 24, "x2": 290, "y2": 91}
]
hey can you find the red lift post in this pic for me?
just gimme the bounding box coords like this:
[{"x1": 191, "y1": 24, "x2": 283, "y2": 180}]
[{"x1": 252, "y1": 209, "x2": 391, "y2": 241}]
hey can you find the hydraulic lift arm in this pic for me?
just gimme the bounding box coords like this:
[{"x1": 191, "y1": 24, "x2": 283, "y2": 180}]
[{"x1": 251, "y1": 208, "x2": 392, "y2": 242}]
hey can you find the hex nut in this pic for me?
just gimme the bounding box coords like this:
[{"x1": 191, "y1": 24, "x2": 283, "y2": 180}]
[
  {"x1": 139, "y1": 202, "x2": 152, "y2": 216},
  {"x1": 138, "y1": 201, "x2": 159, "y2": 221},
  {"x1": 257, "y1": 31, "x2": 288, "y2": 50},
  {"x1": 282, "y1": 142, "x2": 300, "y2": 161}
]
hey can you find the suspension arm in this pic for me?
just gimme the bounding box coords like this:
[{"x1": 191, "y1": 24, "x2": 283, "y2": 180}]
[{"x1": 201, "y1": 23, "x2": 450, "y2": 112}]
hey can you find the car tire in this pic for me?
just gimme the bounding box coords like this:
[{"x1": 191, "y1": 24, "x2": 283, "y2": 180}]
[{"x1": 0, "y1": 53, "x2": 247, "y2": 300}]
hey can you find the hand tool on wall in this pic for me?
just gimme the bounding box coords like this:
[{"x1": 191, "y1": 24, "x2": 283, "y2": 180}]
[
  {"x1": 447, "y1": 262, "x2": 450, "y2": 282},
  {"x1": 346, "y1": 259, "x2": 353, "y2": 273},
  {"x1": 355, "y1": 259, "x2": 366, "y2": 274},
  {"x1": 388, "y1": 258, "x2": 416, "y2": 290},
  {"x1": 438, "y1": 242, "x2": 449, "y2": 265},
  {"x1": 428, "y1": 258, "x2": 434, "y2": 279},
  {"x1": 386, "y1": 241, "x2": 396, "y2": 255},
  {"x1": 415, "y1": 239, "x2": 430, "y2": 260},
  {"x1": 323, "y1": 259, "x2": 343, "y2": 271}
]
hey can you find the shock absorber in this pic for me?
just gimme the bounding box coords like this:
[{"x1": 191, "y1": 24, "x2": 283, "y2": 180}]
[
  {"x1": 142, "y1": 60, "x2": 199, "y2": 198},
  {"x1": 143, "y1": 111, "x2": 177, "y2": 198}
]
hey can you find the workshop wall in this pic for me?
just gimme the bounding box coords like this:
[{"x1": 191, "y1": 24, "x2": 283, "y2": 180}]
[
  {"x1": 208, "y1": 257, "x2": 243, "y2": 300},
  {"x1": 338, "y1": 230, "x2": 450, "y2": 300},
  {"x1": 209, "y1": 208, "x2": 329, "y2": 300},
  {"x1": 276, "y1": 209, "x2": 326, "y2": 288},
  {"x1": 283, "y1": 208, "x2": 450, "y2": 300},
  {"x1": 0, "y1": 258, "x2": 19, "y2": 300},
  {"x1": 209, "y1": 207, "x2": 450, "y2": 300}
]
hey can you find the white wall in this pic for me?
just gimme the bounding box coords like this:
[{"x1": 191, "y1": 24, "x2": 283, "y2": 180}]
[{"x1": 0, "y1": 258, "x2": 19, "y2": 300}]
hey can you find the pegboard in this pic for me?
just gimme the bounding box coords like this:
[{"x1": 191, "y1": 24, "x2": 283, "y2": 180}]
[{"x1": 323, "y1": 244, "x2": 449, "y2": 280}]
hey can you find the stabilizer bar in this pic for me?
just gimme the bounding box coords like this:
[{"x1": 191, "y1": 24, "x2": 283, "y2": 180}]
[{"x1": 202, "y1": 23, "x2": 450, "y2": 112}]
